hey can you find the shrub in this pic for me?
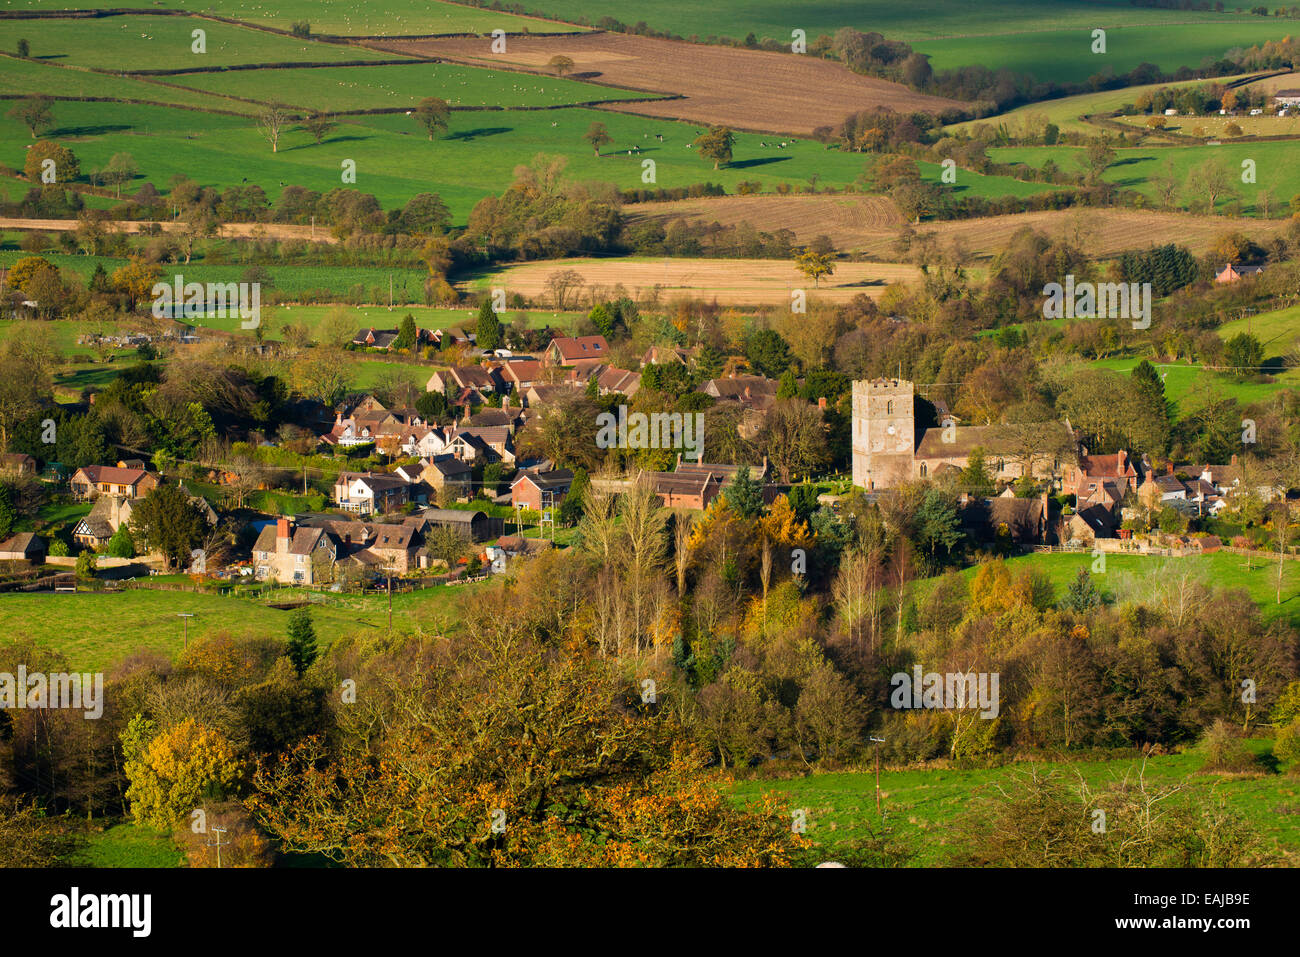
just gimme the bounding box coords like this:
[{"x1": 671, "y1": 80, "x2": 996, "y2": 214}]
[{"x1": 1198, "y1": 719, "x2": 1256, "y2": 773}]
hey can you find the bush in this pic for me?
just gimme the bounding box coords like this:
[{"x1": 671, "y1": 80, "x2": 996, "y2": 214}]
[
  {"x1": 1198, "y1": 719, "x2": 1256, "y2": 773},
  {"x1": 74, "y1": 550, "x2": 97, "y2": 580},
  {"x1": 1274, "y1": 719, "x2": 1300, "y2": 768}
]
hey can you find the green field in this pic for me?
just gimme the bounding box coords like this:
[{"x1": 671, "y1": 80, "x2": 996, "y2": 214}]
[
  {"x1": 0, "y1": 250, "x2": 432, "y2": 304},
  {"x1": 1088, "y1": 356, "x2": 1300, "y2": 410},
  {"x1": 915, "y1": 22, "x2": 1294, "y2": 87},
  {"x1": 167, "y1": 61, "x2": 656, "y2": 112},
  {"x1": 3, "y1": 579, "x2": 492, "y2": 672},
  {"x1": 0, "y1": 54, "x2": 256, "y2": 114},
  {"x1": 487, "y1": 0, "x2": 1287, "y2": 42},
  {"x1": 992, "y1": 140, "x2": 1300, "y2": 215},
  {"x1": 960, "y1": 550, "x2": 1300, "y2": 631},
  {"x1": 733, "y1": 742, "x2": 1300, "y2": 865},
  {"x1": 63, "y1": 823, "x2": 187, "y2": 868},
  {"x1": 1218, "y1": 303, "x2": 1300, "y2": 353},
  {"x1": 946, "y1": 73, "x2": 1260, "y2": 137},
  {"x1": 205, "y1": 304, "x2": 585, "y2": 336},
  {"x1": 2, "y1": 1, "x2": 587, "y2": 36},
  {"x1": 0, "y1": 98, "x2": 1059, "y2": 220},
  {"x1": 0, "y1": 16, "x2": 396, "y2": 70}
]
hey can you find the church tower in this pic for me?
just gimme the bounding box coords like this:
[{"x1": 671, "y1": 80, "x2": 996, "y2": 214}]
[{"x1": 851, "y1": 378, "x2": 915, "y2": 490}]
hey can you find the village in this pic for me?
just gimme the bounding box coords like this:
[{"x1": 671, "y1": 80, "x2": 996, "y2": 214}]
[{"x1": 0, "y1": 321, "x2": 1280, "y2": 588}]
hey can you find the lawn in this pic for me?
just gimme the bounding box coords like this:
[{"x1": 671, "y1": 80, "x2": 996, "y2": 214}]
[
  {"x1": 2, "y1": 576, "x2": 494, "y2": 672},
  {"x1": 732, "y1": 741, "x2": 1300, "y2": 865},
  {"x1": 991, "y1": 140, "x2": 1300, "y2": 215},
  {"x1": 167, "y1": 61, "x2": 657, "y2": 112},
  {"x1": 0, "y1": 100, "x2": 1061, "y2": 220},
  {"x1": 0, "y1": 16, "x2": 397, "y2": 71},
  {"x1": 6, "y1": 0, "x2": 588, "y2": 36}
]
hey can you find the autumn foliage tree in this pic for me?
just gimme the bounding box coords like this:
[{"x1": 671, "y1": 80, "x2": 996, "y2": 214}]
[
  {"x1": 247, "y1": 623, "x2": 803, "y2": 866},
  {"x1": 122, "y1": 715, "x2": 243, "y2": 828}
]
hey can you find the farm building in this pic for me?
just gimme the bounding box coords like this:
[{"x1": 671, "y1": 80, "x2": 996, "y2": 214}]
[
  {"x1": 421, "y1": 508, "x2": 495, "y2": 542},
  {"x1": 0, "y1": 533, "x2": 47, "y2": 563}
]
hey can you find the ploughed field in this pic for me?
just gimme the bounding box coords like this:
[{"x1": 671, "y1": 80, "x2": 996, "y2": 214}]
[
  {"x1": 627, "y1": 199, "x2": 1296, "y2": 260},
  {"x1": 363, "y1": 32, "x2": 965, "y2": 136}
]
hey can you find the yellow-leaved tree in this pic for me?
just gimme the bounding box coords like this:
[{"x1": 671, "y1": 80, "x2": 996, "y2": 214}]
[{"x1": 122, "y1": 715, "x2": 243, "y2": 829}]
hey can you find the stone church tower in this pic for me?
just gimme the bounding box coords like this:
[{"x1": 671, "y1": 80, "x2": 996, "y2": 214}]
[{"x1": 851, "y1": 378, "x2": 915, "y2": 490}]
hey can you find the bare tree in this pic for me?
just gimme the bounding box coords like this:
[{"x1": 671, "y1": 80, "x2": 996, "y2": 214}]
[
  {"x1": 546, "y1": 268, "x2": 586, "y2": 310},
  {"x1": 257, "y1": 107, "x2": 291, "y2": 153}
]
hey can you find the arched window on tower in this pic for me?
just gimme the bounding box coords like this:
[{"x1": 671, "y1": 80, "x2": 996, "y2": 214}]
[
  {"x1": 996, "y1": 458, "x2": 1005, "y2": 473},
  {"x1": 919, "y1": 462, "x2": 928, "y2": 477}
]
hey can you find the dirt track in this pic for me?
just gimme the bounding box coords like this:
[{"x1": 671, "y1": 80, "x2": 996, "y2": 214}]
[
  {"x1": 364, "y1": 33, "x2": 964, "y2": 136},
  {"x1": 0, "y1": 218, "x2": 336, "y2": 243},
  {"x1": 625, "y1": 199, "x2": 1293, "y2": 259}
]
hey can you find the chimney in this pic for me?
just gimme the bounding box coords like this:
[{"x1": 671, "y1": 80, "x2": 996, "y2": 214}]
[
  {"x1": 1166, "y1": 462, "x2": 1174, "y2": 475},
  {"x1": 1230, "y1": 453, "x2": 1238, "y2": 465},
  {"x1": 277, "y1": 517, "x2": 290, "y2": 539},
  {"x1": 502, "y1": 395, "x2": 508, "y2": 410},
  {"x1": 817, "y1": 396, "x2": 827, "y2": 410}
]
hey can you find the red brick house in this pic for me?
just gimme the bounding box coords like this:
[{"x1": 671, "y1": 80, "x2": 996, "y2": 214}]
[{"x1": 510, "y1": 468, "x2": 573, "y2": 511}]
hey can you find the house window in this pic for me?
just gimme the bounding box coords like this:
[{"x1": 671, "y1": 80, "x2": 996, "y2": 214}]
[
  {"x1": 996, "y1": 459, "x2": 1005, "y2": 473},
  {"x1": 886, "y1": 400, "x2": 894, "y2": 415}
]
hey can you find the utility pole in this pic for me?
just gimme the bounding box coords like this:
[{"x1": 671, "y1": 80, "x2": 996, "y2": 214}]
[
  {"x1": 177, "y1": 613, "x2": 195, "y2": 651},
  {"x1": 206, "y1": 826, "x2": 229, "y2": 869},
  {"x1": 869, "y1": 736, "x2": 885, "y2": 816}
]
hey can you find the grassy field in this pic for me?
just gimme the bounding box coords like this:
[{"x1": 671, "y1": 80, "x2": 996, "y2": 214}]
[
  {"x1": 732, "y1": 741, "x2": 1300, "y2": 865},
  {"x1": 63, "y1": 823, "x2": 187, "y2": 868},
  {"x1": 1217, "y1": 303, "x2": 1300, "y2": 358},
  {"x1": 957, "y1": 550, "x2": 1300, "y2": 630},
  {"x1": 0, "y1": 99, "x2": 1056, "y2": 219},
  {"x1": 945, "y1": 73, "x2": 1261, "y2": 137},
  {"x1": 915, "y1": 21, "x2": 1294, "y2": 87},
  {"x1": 202, "y1": 303, "x2": 586, "y2": 336},
  {"x1": 4, "y1": 0, "x2": 587, "y2": 36},
  {"x1": 0, "y1": 249, "x2": 432, "y2": 304},
  {"x1": 492, "y1": 0, "x2": 1288, "y2": 42},
  {"x1": 0, "y1": 54, "x2": 257, "y2": 114},
  {"x1": 992, "y1": 140, "x2": 1300, "y2": 215},
  {"x1": 167, "y1": 61, "x2": 657, "y2": 112},
  {"x1": 3, "y1": 577, "x2": 494, "y2": 672},
  {"x1": 1114, "y1": 112, "x2": 1300, "y2": 139},
  {"x1": 0, "y1": 16, "x2": 397, "y2": 70},
  {"x1": 1088, "y1": 356, "x2": 1300, "y2": 410}
]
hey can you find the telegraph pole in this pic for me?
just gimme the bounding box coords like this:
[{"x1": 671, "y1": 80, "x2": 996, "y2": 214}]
[
  {"x1": 177, "y1": 613, "x2": 195, "y2": 651},
  {"x1": 206, "y1": 826, "x2": 229, "y2": 869}
]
